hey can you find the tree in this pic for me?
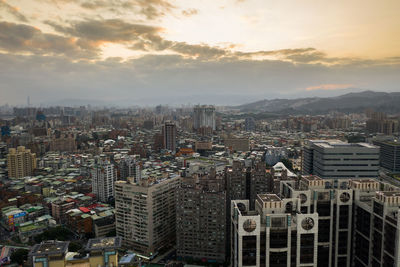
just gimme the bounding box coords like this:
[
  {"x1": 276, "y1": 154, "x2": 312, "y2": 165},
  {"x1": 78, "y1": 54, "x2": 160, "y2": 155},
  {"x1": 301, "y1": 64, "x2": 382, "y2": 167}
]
[
  {"x1": 105, "y1": 229, "x2": 116, "y2": 237},
  {"x1": 281, "y1": 158, "x2": 293, "y2": 171},
  {"x1": 10, "y1": 249, "x2": 28, "y2": 266},
  {"x1": 68, "y1": 241, "x2": 83, "y2": 252},
  {"x1": 34, "y1": 226, "x2": 72, "y2": 243}
]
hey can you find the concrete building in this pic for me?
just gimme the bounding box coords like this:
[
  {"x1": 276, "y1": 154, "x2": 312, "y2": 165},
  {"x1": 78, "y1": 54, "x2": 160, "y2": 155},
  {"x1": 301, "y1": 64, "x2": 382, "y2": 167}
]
[
  {"x1": 225, "y1": 138, "x2": 250, "y2": 152},
  {"x1": 91, "y1": 162, "x2": 116, "y2": 203},
  {"x1": 163, "y1": 121, "x2": 177, "y2": 152},
  {"x1": 193, "y1": 105, "x2": 216, "y2": 131},
  {"x1": 176, "y1": 171, "x2": 226, "y2": 263},
  {"x1": 231, "y1": 175, "x2": 400, "y2": 267},
  {"x1": 244, "y1": 117, "x2": 256, "y2": 132},
  {"x1": 119, "y1": 156, "x2": 141, "y2": 182},
  {"x1": 30, "y1": 240, "x2": 69, "y2": 267},
  {"x1": 302, "y1": 140, "x2": 379, "y2": 179},
  {"x1": 29, "y1": 237, "x2": 121, "y2": 267},
  {"x1": 7, "y1": 146, "x2": 37, "y2": 178},
  {"x1": 373, "y1": 140, "x2": 400, "y2": 173},
  {"x1": 115, "y1": 176, "x2": 180, "y2": 257}
]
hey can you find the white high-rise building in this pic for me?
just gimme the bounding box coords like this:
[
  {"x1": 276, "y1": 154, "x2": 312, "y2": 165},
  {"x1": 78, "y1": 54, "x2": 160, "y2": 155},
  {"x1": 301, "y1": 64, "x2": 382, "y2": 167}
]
[
  {"x1": 115, "y1": 176, "x2": 180, "y2": 257},
  {"x1": 193, "y1": 105, "x2": 216, "y2": 131},
  {"x1": 91, "y1": 162, "x2": 116, "y2": 203}
]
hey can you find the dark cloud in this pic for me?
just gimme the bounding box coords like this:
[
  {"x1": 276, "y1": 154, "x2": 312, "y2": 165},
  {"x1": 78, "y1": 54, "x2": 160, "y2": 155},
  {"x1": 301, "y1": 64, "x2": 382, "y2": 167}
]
[
  {"x1": 182, "y1": 8, "x2": 198, "y2": 17},
  {"x1": 0, "y1": 0, "x2": 28, "y2": 22},
  {"x1": 1, "y1": 50, "x2": 400, "y2": 106},
  {"x1": 49, "y1": 0, "x2": 175, "y2": 20},
  {"x1": 0, "y1": 21, "x2": 98, "y2": 58},
  {"x1": 46, "y1": 19, "x2": 161, "y2": 42}
]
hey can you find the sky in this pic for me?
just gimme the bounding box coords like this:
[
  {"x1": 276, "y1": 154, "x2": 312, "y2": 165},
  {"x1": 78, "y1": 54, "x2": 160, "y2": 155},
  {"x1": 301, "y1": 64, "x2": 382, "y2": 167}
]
[{"x1": 0, "y1": 0, "x2": 400, "y2": 106}]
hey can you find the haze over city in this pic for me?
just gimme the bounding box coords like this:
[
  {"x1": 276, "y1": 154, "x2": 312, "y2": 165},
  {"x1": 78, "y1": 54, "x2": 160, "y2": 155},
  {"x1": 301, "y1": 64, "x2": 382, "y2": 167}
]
[{"x1": 1, "y1": 0, "x2": 400, "y2": 105}]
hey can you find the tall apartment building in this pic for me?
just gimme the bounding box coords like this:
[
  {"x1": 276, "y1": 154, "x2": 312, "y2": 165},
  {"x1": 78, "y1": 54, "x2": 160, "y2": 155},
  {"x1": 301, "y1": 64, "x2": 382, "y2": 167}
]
[
  {"x1": 231, "y1": 175, "x2": 400, "y2": 267},
  {"x1": 302, "y1": 140, "x2": 379, "y2": 179},
  {"x1": 193, "y1": 105, "x2": 216, "y2": 131},
  {"x1": 162, "y1": 121, "x2": 177, "y2": 152},
  {"x1": 226, "y1": 160, "x2": 273, "y2": 204},
  {"x1": 250, "y1": 161, "x2": 273, "y2": 208},
  {"x1": 115, "y1": 176, "x2": 180, "y2": 257},
  {"x1": 244, "y1": 117, "x2": 256, "y2": 132},
  {"x1": 119, "y1": 156, "x2": 141, "y2": 182},
  {"x1": 176, "y1": 172, "x2": 226, "y2": 263},
  {"x1": 226, "y1": 160, "x2": 247, "y2": 201},
  {"x1": 373, "y1": 140, "x2": 400, "y2": 173},
  {"x1": 91, "y1": 162, "x2": 116, "y2": 203},
  {"x1": 7, "y1": 146, "x2": 37, "y2": 178}
]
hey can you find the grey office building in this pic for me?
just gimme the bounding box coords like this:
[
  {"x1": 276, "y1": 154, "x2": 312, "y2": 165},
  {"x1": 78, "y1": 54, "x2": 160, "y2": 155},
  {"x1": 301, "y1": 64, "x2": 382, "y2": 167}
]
[
  {"x1": 373, "y1": 140, "x2": 400, "y2": 173},
  {"x1": 302, "y1": 140, "x2": 380, "y2": 179}
]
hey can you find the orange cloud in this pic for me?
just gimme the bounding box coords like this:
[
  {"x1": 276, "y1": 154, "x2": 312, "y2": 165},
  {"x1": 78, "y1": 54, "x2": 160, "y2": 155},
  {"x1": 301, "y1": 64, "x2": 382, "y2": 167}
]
[{"x1": 306, "y1": 83, "x2": 354, "y2": 91}]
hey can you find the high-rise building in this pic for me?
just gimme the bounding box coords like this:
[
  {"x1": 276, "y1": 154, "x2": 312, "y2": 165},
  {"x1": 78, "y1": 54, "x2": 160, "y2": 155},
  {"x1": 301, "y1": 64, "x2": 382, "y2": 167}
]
[
  {"x1": 91, "y1": 162, "x2": 116, "y2": 203},
  {"x1": 115, "y1": 176, "x2": 180, "y2": 257},
  {"x1": 226, "y1": 160, "x2": 247, "y2": 201},
  {"x1": 373, "y1": 140, "x2": 400, "y2": 173},
  {"x1": 163, "y1": 121, "x2": 177, "y2": 152},
  {"x1": 119, "y1": 156, "x2": 141, "y2": 182},
  {"x1": 302, "y1": 140, "x2": 379, "y2": 179},
  {"x1": 244, "y1": 117, "x2": 256, "y2": 131},
  {"x1": 7, "y1": 146, "x2": 37, "y2": 178},
  {"x1": 231, "y1": 176, "x2": 400, "y2": 267},
  {"x1": 176, "y1": 171, "x2": 226, "y2": 263},
  {"x1": 193, "y1": 105, "x2": 216, "y2": 132}
]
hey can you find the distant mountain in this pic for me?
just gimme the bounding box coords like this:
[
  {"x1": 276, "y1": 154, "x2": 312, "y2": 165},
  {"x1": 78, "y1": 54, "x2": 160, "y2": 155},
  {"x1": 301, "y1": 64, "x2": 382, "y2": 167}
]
[{"x1": 236, "y1": 91, "x2": 400, "y2": 114}]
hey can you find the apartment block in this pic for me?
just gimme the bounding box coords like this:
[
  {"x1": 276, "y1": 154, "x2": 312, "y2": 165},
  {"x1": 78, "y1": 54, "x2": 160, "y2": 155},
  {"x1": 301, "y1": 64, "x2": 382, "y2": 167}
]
[
  {"x1": 115, "y1": 176, "x2": 180, "y2": 257},
  {"x1": 176, "y1": 172, "x2": 226, "y2": 263},
  {"x1": 91, "y1": 163, "x2": 116, "y2": 203},
  {"x1": 7, "y1": 146, "x2": 37, "y2": 178}
]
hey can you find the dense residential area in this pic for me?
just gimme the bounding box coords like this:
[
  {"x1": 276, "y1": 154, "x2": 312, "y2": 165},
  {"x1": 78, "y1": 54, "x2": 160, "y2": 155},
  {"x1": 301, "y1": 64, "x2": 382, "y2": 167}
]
[{"x1": 0, "y1": 103, "x2": 400, "y2": 266}]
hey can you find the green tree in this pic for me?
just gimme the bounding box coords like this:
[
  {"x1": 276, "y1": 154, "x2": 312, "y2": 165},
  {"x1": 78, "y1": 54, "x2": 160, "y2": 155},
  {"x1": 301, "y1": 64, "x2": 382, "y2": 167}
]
[
  {"x1": 281, "y1": 158, "x2": 293, "y2": 171},
  {"x1": 10, "y1": 249, "x2": 28, "y2": 265},
  {"x1": 68, "y1": 241, "x2": 83, "y2": 252}
]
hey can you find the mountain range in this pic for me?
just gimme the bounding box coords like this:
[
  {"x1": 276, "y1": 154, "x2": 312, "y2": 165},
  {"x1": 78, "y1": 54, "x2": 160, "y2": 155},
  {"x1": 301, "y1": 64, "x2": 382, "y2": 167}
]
[{"x1": 235, "y1": 91, "x2": 400, "y2": 114}]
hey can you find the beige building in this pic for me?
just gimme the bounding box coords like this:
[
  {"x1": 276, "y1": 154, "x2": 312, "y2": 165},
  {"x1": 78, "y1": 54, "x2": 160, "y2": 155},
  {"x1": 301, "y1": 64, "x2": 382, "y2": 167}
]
[
  {"x1": 115, "y1": 176, "x2": 180, "y2": 258},
  {"x1": 7, "y1": 146, "x2": 37, "y2": 178},
  {"x1": 29, "y1": 237, "x2": 121, "y2": 267}
]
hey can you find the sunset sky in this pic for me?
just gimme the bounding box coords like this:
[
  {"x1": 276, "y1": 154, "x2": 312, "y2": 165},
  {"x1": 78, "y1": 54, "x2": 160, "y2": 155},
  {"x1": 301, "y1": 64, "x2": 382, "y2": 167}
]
[{"x1": 1, "y1": 0, "x2": 400, "y2": 105}]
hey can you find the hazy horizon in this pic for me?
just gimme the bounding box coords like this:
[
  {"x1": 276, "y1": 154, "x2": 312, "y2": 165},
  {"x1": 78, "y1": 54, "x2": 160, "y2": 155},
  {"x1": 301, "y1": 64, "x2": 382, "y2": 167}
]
[{"x1": 1, "y1": 0, "x2": 400, "y2": 106}]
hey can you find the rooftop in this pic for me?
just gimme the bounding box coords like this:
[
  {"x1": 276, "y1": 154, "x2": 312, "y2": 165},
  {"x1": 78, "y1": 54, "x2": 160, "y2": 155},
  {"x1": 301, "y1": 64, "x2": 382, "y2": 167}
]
[
  {"x1": 257, "y1": 193, "x2": 282, "y2": 202},
  {"x1": 29, "y1": 240, "x2": 69, "y2": 256},
  {"x1": 86, "y1": 237, "x2": 122, "y2": 251}
]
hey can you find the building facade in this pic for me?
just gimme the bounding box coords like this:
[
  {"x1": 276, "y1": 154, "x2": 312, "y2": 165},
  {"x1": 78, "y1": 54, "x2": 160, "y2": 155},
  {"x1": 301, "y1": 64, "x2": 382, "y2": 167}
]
[
  {"x1": 115, "y1": 176, "x2": 180, "y2": 257},
  {"x1": 373, "y1": 140, "x2": 400, "y2": 173},
  {"x1": 193, "y1": 105, "x2": 216, "y2": 131},
  {"x1": 91, "y1": 163, "x2": 116, "y2": 203},
  {"x1": 7, "y1": 146, "x2": 37, "y2": 178},
  {"x1": 231, "y1": 175, "x2": 400, "y2": 267},
  {"x1": 163, "y1": 121, "x2": 177, "y2": 152},
  {"x1": 176, "y1": 172, "x2": 226, "y2": 263},
  {"x1": 302, "y1": 140, "x2": 379, "y2": 179}
]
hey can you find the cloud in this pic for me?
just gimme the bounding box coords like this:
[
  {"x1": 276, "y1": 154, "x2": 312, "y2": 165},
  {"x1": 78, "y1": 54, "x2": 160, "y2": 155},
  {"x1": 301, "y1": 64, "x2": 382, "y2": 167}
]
[
  {"x1": 46, "y1": 19, "x2": 162, "y2": 43},
  {"x1": 305, "y1": 84, "x2": 354, "y2": 91},
  {"x1": 51, "y1": 0, "x2": 175, "y2": 19},
  {"x1": 182, "y1": 8, "x2": 198, "y2": 17},
  {"x1": 1, "y1": 49, "x2": 400, "y2": 106},
  {"x1": 0, "y1": 0, "x2": 28, "y2": 22},
  {"x1": 0, "y1": 21, "x2": 99, "y2": 58}
]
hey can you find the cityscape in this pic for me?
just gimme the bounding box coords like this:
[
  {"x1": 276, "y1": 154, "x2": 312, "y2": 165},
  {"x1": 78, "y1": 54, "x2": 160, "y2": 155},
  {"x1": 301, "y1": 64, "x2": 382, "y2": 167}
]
[{"x1": 1, "y1": 1, "x2": 400, "y2": 267}]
